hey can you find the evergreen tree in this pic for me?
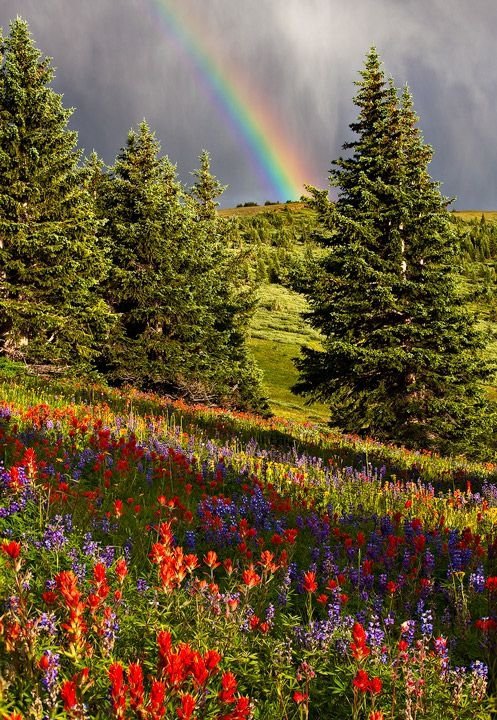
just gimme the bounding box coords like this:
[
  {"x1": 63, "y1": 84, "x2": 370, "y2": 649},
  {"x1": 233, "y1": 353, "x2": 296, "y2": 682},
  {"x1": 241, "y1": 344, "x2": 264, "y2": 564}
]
[
  {"x1": 188, "y1": 151, "x2": 266, "y2": 410},
  {"x1": 0, "y1": 18, "x2": 112, "y2": 366},
  {"x1": 294, "y1": 48, "x2": 495, "y2": 454},
  {"x1": 84, "y1": 151, "x2": 108, "y2": 208},
  {"x1": 190, "y1": 149, "x2": 226, "y2": 220},
  {"x1": 100, "y1": 124, "x2": 265, "y2": 410},
  {"x1": 98, "y1": 122, "x2": 186, "y2": 385}
]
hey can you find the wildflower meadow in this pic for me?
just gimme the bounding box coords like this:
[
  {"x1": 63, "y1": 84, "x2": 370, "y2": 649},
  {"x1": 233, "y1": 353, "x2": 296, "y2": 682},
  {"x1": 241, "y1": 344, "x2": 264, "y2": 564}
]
[{"x1": 0, "y1": 376, "x2": 496, "y2": 719}]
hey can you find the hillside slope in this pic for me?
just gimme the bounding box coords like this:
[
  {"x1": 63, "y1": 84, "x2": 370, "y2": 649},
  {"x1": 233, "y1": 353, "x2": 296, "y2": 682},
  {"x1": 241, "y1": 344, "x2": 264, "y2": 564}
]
[{"x1": 225, "y1": 204, "x2": 497, "y2": 424}]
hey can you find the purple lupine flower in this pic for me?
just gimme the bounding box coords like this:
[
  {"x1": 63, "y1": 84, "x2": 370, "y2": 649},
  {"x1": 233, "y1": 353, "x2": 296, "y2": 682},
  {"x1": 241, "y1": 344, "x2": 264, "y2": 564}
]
[
  {"x1": 68, "y1": 549, "x2": 87, "y2": 581},
  {"x1": 380, "y1": 516, "x2": 393, "y2": 536},
  {"x1": 98, "y1": 515, "x2": 112, "y2": 534},
  {"x1": 400, "y1": 620, "x2": 416, "y2": 645},
  {"x1": 40, "y1": 516, "x2": 68, "y2": 550},
  {"x1": 420, "y1": 610, "x2": 433, "y2": 637},
  {"x1": 6, "y1": 596, "x2": 20, "y2": 611},
  {"x1": 433, "y1": 636, "x2": 449, "y2": 670},
  {"x1": 40, "y1": 650, "x2": 60, "y2": 705},
  {"x1": 265, "y1": 604, "x2": 275, "y2": 623},
  {"x1": 470, "y1": 660, "x2": 488, "y2": 679},
  {"x1": 372, "y1": 597, "x2": 384, "y2": 615},
  {"x1": 37, "y1": 613, "x2": 58, "y2": 637},
  {"x1": 0, "y1": 405, "x2": 11, "y2": 420},
  {"x1": 102, "y1": 609, "x2": 119, "y2": 655},
  {"x1": 423, "y1": 550, "x2": 435, "y2": 575},
  {"x1": 184, "y1": 530, "x2": 196, "y2": 549},
  {"x1": 123, "y1": 538, "x2": 133, "y2": 559},
  {"x1": 0, "y1": 465, "x2": 36, "y2": 518},
  {"x1": 402, "y1": 549, "x2": 412, "y2": 572},
  {"x1": 327, "y1": 591, "x2": 342, "y2": 624},
  {"x1": 240, "y1": 606, "x2": 255, "y2": 633},
  {"x1": 384, "y1": 612, "x2": 395, "y2": 628},
  {"x1": 82, "y1": 533, "x2": 99, "y2": 558},
  {"x1": 469, "y1": 566, "x2": 486, "y2": 593},
  {"x1": 367, "y1": 616, "x2": 385, "y2": 649},
  {"x1": 100, "y1": 545, "x2": 115, "y2": 568},
  {"x1": 355, "y1": 610, "x2": 367, "y2": 626}
]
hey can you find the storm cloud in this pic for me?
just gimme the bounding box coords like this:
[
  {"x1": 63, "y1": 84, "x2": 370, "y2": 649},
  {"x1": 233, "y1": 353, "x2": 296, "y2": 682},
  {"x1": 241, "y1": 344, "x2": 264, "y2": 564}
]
[{"x1": 1, "y1": 0, "x2": 496, "y2": 208}]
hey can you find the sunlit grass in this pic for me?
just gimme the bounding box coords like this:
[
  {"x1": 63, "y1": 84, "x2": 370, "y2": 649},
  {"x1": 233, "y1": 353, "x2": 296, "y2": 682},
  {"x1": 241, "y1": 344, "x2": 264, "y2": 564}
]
[{"x1": 248, "y1": 284, "x2": 329, "y2": 422}]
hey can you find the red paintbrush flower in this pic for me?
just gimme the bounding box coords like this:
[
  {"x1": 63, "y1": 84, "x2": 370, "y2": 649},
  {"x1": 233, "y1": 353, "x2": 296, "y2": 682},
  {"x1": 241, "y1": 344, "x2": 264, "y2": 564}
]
[
  {"x1": 157, "y1": 629, "x2": 172, "y2": 665},
  {"x1": 109, "y1": 663, "x2": 127, "y2": 719},
  {"x1": 115, "y1": 558, "x2": 128, "y2": 582},
  {"x1": 241, "y1": 565, "x2": 261, "y2": 588},
  {"x1": 204, "y1": 648, "x2": 222, "y2": 673},
  {"x1": 55, "y1": 570, "x2": 82, "y2": 607},
  {"x1": 293, "y1": 691, "x2": 309, "y2": 704},
  {"x1": 353, "y1": 669, "x2": 370, "y2": 693},
  {"x1": 176, "y1": 693, "x2": 196, "y2": 720},
  {"x1": 414, "y1": 535, "x2": 426, "y2": 553},
  {"x1": 368, "y1": 676, "x2": 383, "y2": 695},
  {"x1": 476, "y1": 617, "x2": 497, "y2": 633},
  {"x1": 219, "y1": 672, "x2": 238, "y2": 703},
  {"x1": 351, "y1": 642, "x2": 371, "y2": 661},
  {"x1": 147, "y1": 680, "x2": 166, "y2": 720},
  {"x1": 485, "y1": 577, "x2": 497, "y2": 592},
  {"x1": 42, "y1": 590, "x2": 57, "y2": 605},
  {"x1": 1, "y1": 540, "x2": 21, "y2": 560},
  {"x1": 191, "y1": 655, "x2": 209, "y2": 687},
  {"x1": 352, "y1": 622, "x2": 367, "y2": 646},
  {"x1": 60, "y1": 680, "x2": 78, "y2": 711},
  {"x1": 386, "y1": 580, "x2": 398, "y2": 595},
  {"x1": 302, "y1": 571, "x2": 318, "y2": 593},
  {"x1": 128, "y1": 662, "x2": 144, "y2": 710},
  {"x1": 184, "y1": 553, "x2": 199, "y2": 572},
  {"x1": 203, "y1": 550, "x2": 221, "y2": 569},
  {"x1": 258, "y1": 550, "x2": 279, "y2": 573}
]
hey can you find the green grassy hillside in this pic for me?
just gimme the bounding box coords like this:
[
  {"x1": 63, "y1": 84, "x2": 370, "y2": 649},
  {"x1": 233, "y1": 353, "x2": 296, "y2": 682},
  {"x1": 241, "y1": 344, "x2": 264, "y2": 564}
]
[
  {"x1": 223, "y1": 203, "x2": 497, "y2": 424},
  {"x1": 454, "y1": 210, "x2": 497, "y2": 221},
  {"x1": 219, "y1": 201, "x2": 308, "y2": 218},
  {"x1": 248, "y1": 284, "x2": 328, "y2": 422}
]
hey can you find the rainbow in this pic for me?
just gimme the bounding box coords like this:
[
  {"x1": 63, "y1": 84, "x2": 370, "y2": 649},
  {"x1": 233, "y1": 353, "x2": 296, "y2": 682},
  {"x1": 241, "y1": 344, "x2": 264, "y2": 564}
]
[{"x1": 148, "y1": 0, "x2": 315, "y2": 200}]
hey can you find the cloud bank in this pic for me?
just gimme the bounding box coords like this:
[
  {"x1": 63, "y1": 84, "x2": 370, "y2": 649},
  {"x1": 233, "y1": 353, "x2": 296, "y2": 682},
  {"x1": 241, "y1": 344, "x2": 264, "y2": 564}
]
[{"x1": 1, "y1": 0, "x2": 495, "y2": 208}]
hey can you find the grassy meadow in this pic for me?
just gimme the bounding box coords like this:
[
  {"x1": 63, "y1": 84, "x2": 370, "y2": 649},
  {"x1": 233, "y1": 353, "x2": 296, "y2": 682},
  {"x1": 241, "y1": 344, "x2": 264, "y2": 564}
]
[
  {"x1": 3, "y1": 17, "x2": 497, "y2": 718},
  {"x1": 248, "y1": 284, "x2": 328, "y2": 422},
  {"x1": 2, "y1": 204, "x2": 497, "y2": 719},
  {"x1": 223, "y1": 203, "x2": 497, "y2": 425},
  {"x1": 1, "y1": 363, "x2": 497, "y2": 719}
]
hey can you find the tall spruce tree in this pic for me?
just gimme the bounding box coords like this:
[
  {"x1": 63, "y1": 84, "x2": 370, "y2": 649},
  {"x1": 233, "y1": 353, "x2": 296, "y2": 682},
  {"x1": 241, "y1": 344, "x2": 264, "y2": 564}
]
[
  {"x1": 97, "y1": 122, "x2": 189, "y2": 386},
  {"x1": 0, "y1": 19, "x2": 112, "y2": 366},
  {"x1": 294, "y1": 48, "x2": 495, "y2": 454},
  {"x1": 99, "y1": 123, "x2": 265, "y2": 410},
  {"x1": 188, "y1": 151, "x2": 266, "y2": 410}
]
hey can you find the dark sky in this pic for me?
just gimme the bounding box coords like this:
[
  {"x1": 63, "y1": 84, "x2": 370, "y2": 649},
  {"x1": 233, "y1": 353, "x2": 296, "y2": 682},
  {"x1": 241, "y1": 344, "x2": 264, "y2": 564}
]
[{"x1": 1, "y1": 0, "x2": 496, "y2": 208}]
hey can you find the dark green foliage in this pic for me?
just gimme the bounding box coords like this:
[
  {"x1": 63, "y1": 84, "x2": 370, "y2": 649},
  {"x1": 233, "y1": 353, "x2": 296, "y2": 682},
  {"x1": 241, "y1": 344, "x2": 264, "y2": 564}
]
[
  {"x1": 0, "y1": 19, "x2": 113, "y2": 367},
  {"x1": 458, "y1": 215, "x2": 497, "y2": 263},
  {"x1": 98, "y1": 123, "x2": 266, "y2": 411},
  {"x1": 233, "y1": 207, "x2": 318, "y2": 286},
  {"x1": 294, "y1": 49, "x2": 495, "y2": 455},
  {"x1": 190, "y1": 149, "x2": 226, "y2": 220}
]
